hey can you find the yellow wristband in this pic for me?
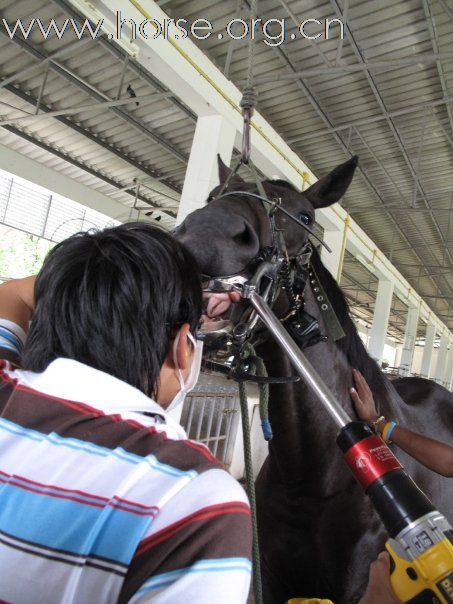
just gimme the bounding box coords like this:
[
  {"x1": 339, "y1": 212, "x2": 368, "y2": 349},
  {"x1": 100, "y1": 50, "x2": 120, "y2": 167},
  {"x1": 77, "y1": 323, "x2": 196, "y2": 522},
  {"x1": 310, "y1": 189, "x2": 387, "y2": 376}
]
[{"x1": 381, "y1": 421, "x2": 396, "y2": 444}]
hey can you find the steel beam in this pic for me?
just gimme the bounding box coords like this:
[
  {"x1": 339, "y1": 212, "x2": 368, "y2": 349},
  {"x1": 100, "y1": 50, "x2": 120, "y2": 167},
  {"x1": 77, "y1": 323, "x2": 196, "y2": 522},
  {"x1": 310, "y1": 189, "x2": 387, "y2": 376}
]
[
  {"x1": 0, "y1": 139, "x2": 141, "y2": 221},
  {"x1": 1, "y1": 125, "x2": 176, "y2": 219},
  {"x1": 422, "y1": 0, "x2": 453, "y2": 140},
  {"x1": 0, "y1": 30, "x2": 188, "y2": 164},
  {"x1": 329, "y1": 0, "x2": 453, "y2": 284},
  {"x1": 49, "y1": 0, "x2": 196, "y2": 124},
  {"x1": 0, "y1": 78, "x2": 181, "y2": 200},
  {"x1": 288, "y1": 97, "x2": 453, "y2": 144},
  {"x1": 0, "y1": 93, "x2": 172, "y2": 127},
  {"x1": 246, "y1": 54, "x2": 453, "y2": 83}
]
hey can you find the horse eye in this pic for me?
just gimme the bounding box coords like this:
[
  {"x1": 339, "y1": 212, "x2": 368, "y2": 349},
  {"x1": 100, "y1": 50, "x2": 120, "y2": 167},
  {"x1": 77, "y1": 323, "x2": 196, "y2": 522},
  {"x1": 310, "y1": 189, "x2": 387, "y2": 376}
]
[{"x1": 299, "y1": 213, "x2": 312, "y2": 226}]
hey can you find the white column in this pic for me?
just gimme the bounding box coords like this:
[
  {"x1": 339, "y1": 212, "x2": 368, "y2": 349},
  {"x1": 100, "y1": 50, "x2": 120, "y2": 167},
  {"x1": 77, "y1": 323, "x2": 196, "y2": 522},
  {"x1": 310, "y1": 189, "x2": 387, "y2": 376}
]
[
  {"x1": 368, "y1": 280, "x2": 394, "y2": 364},
  {"x1": 443, "y1": 345, "x2": 453, "y2": 390},
  {"x1": 321, "y1": 216, "x2": 349, "y2": 282},
  {"x1": 433, "y1": 332, "x2": 449, "y2": 384},
  {"x1": 176, "y1": 114, "x2": 235, "y2": 225},
  {"x1": 420, "y1": 322, "x2": 436, "y2": 378},
  {"x1": 399, "y1": 304, "x2": 420, "y2": 376}
]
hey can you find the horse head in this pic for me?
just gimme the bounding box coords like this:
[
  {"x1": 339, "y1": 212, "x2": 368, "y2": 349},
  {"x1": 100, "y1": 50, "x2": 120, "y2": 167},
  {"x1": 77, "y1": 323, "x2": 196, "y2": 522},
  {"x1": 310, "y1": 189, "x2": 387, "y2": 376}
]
[{"x1": 176, "y1": 155, "x2": 358, "y2": 278}]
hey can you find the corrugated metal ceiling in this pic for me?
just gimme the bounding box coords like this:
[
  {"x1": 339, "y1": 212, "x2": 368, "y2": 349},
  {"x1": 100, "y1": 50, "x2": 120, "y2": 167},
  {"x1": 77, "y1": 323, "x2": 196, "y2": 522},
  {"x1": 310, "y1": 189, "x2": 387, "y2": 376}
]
[{"x1": 0, "y1": 0, "x2": 451, "y2": 336}]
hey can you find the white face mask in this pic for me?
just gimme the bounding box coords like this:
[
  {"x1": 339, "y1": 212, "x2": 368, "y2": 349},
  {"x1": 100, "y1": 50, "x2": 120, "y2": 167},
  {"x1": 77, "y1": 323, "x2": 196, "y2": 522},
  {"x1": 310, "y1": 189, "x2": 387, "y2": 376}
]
[{"x1": 166, "y1": 330, "x2": 203, "y2": 412}]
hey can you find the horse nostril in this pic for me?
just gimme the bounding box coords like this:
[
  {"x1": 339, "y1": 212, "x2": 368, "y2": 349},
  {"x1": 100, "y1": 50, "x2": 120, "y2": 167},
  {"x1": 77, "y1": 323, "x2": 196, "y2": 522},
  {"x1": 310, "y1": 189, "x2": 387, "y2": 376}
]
[{"x1": 233, "y1": 223, "x2": 254, "y2": 246}]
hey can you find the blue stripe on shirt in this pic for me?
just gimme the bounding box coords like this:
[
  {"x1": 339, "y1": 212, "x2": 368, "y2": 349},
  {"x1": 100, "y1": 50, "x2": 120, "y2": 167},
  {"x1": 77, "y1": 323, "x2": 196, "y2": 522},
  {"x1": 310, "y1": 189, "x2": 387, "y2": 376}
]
[
  {"x1": 0, "y1": 481, "x2": 152, "y2": 564},
  {"x1": 135, "y1": 558, "x2": 252, "y2": 594},
  {"x1": 0, "y1": 418, "x2": 197, "y2": 478}
]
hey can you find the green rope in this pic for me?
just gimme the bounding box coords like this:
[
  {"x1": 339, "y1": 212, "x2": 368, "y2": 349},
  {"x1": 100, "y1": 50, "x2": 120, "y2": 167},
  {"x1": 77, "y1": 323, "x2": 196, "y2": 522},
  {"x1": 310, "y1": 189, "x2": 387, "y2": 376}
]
[{"x1": 237, "y1": 343, "x2": 269, "y2": 604}]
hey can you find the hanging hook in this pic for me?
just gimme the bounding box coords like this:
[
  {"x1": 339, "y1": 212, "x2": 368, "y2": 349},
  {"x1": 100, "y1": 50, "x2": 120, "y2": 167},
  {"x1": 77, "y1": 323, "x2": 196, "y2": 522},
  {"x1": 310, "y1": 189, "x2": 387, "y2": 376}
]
[{"x1": 240, "y1": 87, "x2": 258, "y2": 164}]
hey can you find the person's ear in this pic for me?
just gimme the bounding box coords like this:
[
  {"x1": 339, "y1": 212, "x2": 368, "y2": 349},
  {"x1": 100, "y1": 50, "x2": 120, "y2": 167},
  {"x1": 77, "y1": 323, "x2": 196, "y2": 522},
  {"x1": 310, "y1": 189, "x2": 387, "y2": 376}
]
[{"x1": 173, "y1": 323, "x2": 191, "y2": 371}]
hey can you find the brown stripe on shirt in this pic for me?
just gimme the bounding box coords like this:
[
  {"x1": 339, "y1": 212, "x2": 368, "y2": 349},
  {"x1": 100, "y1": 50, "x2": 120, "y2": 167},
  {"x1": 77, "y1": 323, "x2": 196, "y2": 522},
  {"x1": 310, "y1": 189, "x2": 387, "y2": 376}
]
[
  {"x1": 118, "y1": 502, "x2": 252, "y2": 602},
  {"x1": 0, "y1": 371, "x2": 221, "y2": 475}
]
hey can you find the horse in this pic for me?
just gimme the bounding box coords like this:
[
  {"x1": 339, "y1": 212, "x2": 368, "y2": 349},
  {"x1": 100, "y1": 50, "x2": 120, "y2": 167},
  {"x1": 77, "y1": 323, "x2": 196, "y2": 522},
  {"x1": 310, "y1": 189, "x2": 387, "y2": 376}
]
[
  {"x1": 393, "y1": 376, "x2": 452, "y2": 410},
  {"x1": 175, "y1": 156, "x2": 453, "y2": 603}
]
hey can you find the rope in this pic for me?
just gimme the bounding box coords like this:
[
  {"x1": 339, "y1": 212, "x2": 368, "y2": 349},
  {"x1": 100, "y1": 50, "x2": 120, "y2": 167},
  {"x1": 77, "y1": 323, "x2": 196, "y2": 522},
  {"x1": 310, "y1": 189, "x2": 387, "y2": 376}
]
[
  {"x1": 245, "y1": 0, "x2": 258, "y2": 90},
  {"x1": 239, "y1": 0, "x2": 258, "y2": 162},
  {"x1": 236, "y1": 342, "x2": 270, "y2": 604}
]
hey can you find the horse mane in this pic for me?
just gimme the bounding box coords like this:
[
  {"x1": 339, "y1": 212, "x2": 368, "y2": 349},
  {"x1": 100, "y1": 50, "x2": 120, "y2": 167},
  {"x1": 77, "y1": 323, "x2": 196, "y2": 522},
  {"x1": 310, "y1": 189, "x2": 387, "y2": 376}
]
[{"x1": 310, "y1": 246, "x2": 388, "y2": 398}]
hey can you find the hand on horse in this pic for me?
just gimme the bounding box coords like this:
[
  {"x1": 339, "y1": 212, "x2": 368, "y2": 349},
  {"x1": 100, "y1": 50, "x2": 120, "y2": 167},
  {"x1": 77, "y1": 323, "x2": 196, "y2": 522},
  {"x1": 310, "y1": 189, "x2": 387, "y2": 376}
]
[
  {"x1": 350, "y1": 368, "x2": 380, "y2": 424},
  {"x1": 359, "y1": 551, "x2": 402, "y2": 604}
]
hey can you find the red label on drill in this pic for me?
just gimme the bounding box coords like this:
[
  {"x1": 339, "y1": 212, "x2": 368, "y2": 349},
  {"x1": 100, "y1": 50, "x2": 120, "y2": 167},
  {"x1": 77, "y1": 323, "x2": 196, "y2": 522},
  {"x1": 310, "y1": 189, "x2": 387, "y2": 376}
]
[{"x1": 343, "y1": 435, "x2": 402, "y2": 490}]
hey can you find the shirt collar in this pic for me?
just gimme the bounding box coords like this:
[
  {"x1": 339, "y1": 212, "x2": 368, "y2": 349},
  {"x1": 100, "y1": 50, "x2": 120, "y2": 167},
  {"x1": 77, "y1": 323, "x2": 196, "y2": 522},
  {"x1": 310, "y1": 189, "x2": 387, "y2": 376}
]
[{"x1": 15, "y1": 358, "x2": 186, "y2": 438}]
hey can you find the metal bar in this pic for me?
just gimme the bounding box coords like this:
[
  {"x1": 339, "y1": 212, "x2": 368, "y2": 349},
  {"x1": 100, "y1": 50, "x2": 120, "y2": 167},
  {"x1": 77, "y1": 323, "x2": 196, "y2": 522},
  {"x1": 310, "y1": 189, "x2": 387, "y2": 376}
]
[
  {"x1": 204, "y1": 396, "x2": 217, "y2": 449},
  {"x1": 223, "y1": 0, "x2": 243, "y2": 77},
  {"x1": 35, "y1": 65, "x2": 50, "y2": 115},
  {"x1": 0, "y1": 38, "x2": 90, "y2": 92},
  {"x1": 347, "y1": 126, "x2": 447, "y2": 297},
  {"x1": 0, "y1": 31, "x2": 188, "y2": 164},
  {"x1": 353, "y1": 127, "x2": 408, "y2": 205},
  {"x1": 389, "y1": 263, "x2": 453, "y2": 269},
  {"x1": 412, "y1": 110, "x2": 428, "y2": 207},
  {"x1": 49, "y1": 0, "x2": 196, "y2": 123},
  {"x1": 2, "y1": 175, "x2": 13, "y2": 223},
  {"x1": 0, "y1": 93, "x2": 171, "y2": 127},
  {"x1": 288, "y1": 98, "x2": 453, "y2": 144},
  {"x1": 240, "y1": 6, "x2": 447, "y2": 302},
  {"x1": 248, "y1": 292, "x2": 351, "y2": 428},
  {"x1": 185, "y1": 396, "x2": 196, "y2": 435},
  {"x1": 1, "y1": 78, "x2": 181, "y2": 201},
  {"x1": 2, "y1": 124, "x2": 176, "y2": 218},
  {"x1": 223, "y1": 401, "x2": 237, "y2": 465},
  {"x1": 422, "y1": 0, "x2": 453, "y2": 139},
  {"x1": 194, "y1": 397, "x2": 206, "y2": 441},
  {"x1": 115, "y1": 55, "x2": 130, "y2": 100},
  {"x1": 277, "y1": 0, "x2": 332, "y2": 66},
  {"x1": 245, "y1": 55, "x2": 453, "y2": 83},
  {"x1": 438, "y1": 0, "x2": 453, "y2": 19},
  {"x1": 429, "y1": 107, "x2": 453, "y2": 150},
  {"x1": 329, "y1": 0, "x2": 453, "y2": 284},
  {"x1": 335, "y1": 0, "x2": 349, "y2": 65},
  {"x1": 211, "y1": 398, "x2": 225, "y2": 458},
  {"x1": 42, "y1": 195, "x2": 53, "y2": 238},
  {"x1": 348, "y1": 206, "x2": 452, "y2": 213}
]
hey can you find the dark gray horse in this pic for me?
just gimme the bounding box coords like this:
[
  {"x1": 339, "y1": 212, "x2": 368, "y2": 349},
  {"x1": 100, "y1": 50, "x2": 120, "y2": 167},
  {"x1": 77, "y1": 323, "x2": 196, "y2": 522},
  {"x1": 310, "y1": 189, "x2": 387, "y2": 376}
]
[
  {"x1": 393, "y1": 376, "x2": 452, "y2": 412},
  {"x1": 176, "y1": 157, "x2": 453, "y2": 603}
]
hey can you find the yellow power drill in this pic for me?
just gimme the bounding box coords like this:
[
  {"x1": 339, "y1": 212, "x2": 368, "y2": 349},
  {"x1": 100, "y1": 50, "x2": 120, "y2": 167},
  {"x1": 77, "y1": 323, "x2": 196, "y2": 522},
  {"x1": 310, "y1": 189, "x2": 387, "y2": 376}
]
[{"x1": 338, "y1": 422, "x2": 453, "y2": 603}]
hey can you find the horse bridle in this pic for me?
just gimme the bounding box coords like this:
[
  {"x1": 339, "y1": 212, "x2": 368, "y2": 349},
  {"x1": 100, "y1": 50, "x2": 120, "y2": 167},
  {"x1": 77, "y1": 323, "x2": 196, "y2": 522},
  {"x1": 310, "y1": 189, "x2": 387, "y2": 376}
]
[{"x1": 200, "y1": 186, "x2": 332, "y2": 355}]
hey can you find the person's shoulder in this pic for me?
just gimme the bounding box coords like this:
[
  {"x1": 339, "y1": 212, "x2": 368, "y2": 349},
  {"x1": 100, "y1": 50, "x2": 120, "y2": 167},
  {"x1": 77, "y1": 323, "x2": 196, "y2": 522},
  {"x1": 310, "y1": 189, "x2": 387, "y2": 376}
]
[{"x1": 139, "y1": 427, "x2": 228, "y2": 476}]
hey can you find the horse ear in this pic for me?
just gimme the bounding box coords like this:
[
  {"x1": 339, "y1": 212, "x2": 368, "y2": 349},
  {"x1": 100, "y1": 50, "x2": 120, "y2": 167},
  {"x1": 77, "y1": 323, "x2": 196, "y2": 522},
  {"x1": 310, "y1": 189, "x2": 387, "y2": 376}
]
[
  {"x1": 304, "y1": 156, "x2": 358, "y2": 209},
  {"x1": 217, "y1": 154, "x2": 244, "y2": 186}
]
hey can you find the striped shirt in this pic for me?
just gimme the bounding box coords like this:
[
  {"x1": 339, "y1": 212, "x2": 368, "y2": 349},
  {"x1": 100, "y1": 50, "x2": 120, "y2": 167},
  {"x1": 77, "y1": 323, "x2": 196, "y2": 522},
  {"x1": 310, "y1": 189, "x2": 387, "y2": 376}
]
[{"x1": 0, "y1": 320, "x2": 252, "y2": 603}]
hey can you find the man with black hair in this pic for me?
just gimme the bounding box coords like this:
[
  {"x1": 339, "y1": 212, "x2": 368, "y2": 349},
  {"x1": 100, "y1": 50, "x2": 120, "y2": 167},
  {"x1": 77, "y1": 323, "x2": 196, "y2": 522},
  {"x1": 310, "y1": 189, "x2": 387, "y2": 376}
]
[{"x1": 0, "y1": 223, "x2": 252, "y2": 603}]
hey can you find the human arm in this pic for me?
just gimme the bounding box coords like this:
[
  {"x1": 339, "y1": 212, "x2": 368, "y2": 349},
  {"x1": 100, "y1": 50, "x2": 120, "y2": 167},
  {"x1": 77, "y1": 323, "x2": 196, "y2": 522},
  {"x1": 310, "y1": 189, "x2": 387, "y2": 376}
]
[
  {"x1": 0, "y1": 276, "x2": 36, "y2": 333},
  {"x1": 350, "y1": 368, "x2": 453, "y2": 478}
]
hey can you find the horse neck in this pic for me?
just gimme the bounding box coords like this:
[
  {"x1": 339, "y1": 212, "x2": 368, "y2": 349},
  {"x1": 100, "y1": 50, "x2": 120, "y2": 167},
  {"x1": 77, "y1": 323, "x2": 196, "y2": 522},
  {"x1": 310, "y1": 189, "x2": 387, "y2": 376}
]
[{"x1": 259, "y1": 284, "x2": 358, "y2": 496}]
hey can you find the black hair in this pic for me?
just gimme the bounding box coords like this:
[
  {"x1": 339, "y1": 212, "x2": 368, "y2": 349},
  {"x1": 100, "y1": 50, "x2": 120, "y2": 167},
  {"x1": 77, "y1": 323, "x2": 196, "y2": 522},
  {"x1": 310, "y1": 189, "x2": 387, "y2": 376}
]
[{"x1": 22, "y1": 222, "x2": 202, "y2": 397}]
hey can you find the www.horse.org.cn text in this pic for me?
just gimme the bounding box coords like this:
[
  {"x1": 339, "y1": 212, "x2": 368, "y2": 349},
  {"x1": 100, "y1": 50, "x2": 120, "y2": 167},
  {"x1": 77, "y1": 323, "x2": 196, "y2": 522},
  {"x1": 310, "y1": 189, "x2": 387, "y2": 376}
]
[{"x1": 0, "y1": 14, "x2": 346, "y2": 47}]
